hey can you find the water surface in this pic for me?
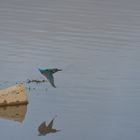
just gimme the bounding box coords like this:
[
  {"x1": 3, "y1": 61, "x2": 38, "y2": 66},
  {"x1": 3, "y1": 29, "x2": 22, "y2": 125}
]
[{"x1": 0, "y1": 0, "x2": 140, "y2": 140}]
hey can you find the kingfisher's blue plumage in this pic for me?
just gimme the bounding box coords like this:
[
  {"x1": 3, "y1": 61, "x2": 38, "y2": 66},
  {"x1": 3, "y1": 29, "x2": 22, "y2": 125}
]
[{"x1": 39, "y1": 68, "x2": 62, "y2": 88}]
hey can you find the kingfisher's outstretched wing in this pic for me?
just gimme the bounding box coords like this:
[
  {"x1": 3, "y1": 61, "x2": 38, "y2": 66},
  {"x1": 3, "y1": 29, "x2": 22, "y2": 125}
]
[
  {"x1": 39, "y1": 69, "x2": 57, "y2": 88},
  {"x1": 46, "y1": 72, "x2": 56, "y2": 88}
]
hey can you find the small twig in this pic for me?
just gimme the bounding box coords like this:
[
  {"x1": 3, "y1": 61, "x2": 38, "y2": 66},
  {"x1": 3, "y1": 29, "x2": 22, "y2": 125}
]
[{"x1": 26, "y1": 79, "x2": 47, "y2": 84}]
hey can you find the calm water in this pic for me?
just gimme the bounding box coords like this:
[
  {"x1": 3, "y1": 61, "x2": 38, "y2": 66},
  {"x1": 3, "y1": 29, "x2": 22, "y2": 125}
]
[{"x1": 0, "y1": 0, "x2": 140, "y2": 139}]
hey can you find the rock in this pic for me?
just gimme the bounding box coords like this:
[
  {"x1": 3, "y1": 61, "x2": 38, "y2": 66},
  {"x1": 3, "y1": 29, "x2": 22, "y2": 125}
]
[{"x1": 0, "y1": 84, "x2": 28, "y2": 106}]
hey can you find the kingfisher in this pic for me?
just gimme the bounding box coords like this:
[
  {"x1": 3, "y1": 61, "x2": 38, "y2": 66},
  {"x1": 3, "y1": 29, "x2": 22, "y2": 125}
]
[{"x1": 39, "y1": 68, "x2": 62, "y2": 88}]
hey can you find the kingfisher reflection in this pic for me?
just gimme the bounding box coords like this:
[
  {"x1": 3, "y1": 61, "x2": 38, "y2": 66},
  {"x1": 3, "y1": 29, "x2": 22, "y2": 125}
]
[{"x1": 38, "y1": 116, "x2": 60, "y2": 136}]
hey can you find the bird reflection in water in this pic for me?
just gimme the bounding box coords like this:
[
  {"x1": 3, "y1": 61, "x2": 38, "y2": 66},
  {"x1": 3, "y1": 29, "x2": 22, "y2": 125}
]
[{"x1": 38, "y1": 116, "x2": 60, "y2": 136}]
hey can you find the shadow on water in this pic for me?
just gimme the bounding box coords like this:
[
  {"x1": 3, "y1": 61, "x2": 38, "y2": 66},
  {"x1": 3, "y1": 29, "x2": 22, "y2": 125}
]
[
  {"x1": 38, "y1": 116, "x2": 60, "y2": 136},
  {"x1": 0, "y1": 105, "x2": 27, "y2": 123}
]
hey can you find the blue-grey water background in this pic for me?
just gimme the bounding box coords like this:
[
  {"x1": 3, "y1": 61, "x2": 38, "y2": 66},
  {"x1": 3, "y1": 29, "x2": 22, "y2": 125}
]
[{"x1": 0, "y1": 0, "x2": 140, "y2": 139}]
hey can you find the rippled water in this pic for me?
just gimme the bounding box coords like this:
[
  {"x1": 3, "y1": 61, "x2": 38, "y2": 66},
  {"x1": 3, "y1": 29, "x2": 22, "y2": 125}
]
[{"x1": 0, "y1": 0, "x2": 140, "y2": 139}]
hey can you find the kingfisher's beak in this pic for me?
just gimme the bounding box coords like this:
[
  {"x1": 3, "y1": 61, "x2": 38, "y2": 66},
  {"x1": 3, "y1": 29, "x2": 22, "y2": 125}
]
[{"x1": 57, "y1": 69, "x2": 62, "y2": 71}]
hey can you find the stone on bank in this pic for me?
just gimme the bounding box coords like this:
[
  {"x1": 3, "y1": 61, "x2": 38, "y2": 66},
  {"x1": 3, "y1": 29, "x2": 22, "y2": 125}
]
[{"x1": 0, "y1": 84, "x2": 28, "y2": 106}]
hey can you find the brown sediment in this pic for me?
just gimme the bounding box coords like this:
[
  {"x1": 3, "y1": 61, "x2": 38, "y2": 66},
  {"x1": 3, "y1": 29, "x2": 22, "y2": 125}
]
[{"x1": 0, "y1": 101, "x2": 28, "y2": 107}]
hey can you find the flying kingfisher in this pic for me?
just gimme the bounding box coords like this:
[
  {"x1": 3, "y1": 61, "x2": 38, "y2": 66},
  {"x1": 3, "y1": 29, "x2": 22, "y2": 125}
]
[{"x1": 39, "y1": 68, "x2": 62, "y2": 88}]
